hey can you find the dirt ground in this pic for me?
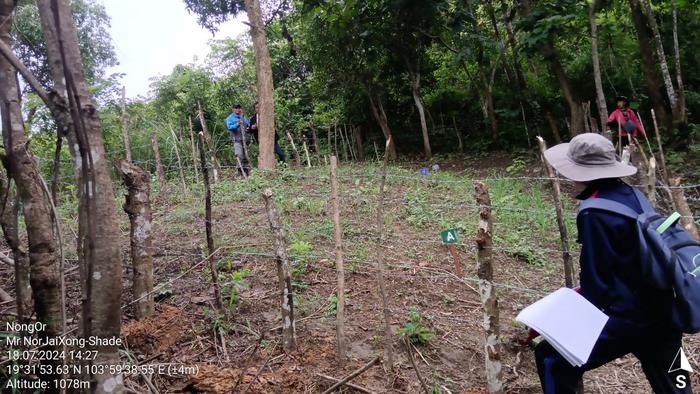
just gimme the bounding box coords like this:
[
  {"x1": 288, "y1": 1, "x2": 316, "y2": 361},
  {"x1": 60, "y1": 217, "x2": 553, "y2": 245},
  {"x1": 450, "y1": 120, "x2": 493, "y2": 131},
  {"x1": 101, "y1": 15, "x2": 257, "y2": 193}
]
[{"x1": 1, "y1": 152, "x2": 699, "y2": 393}]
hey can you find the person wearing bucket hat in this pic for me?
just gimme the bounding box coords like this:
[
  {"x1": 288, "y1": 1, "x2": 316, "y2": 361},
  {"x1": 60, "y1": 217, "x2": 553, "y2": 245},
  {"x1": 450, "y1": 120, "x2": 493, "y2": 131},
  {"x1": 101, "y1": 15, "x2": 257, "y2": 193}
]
[
  {"x1": 533, "y1": 133, "x2": 691, "y2": 393},
  {"x1": 606, "y1": 95, "x2": 645, "y2": 145}
]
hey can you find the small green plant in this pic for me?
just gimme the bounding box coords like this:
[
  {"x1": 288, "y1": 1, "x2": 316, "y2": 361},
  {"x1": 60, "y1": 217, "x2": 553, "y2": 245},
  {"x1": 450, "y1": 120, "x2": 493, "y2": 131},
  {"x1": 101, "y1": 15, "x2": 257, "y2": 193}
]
[
  {"x1": 326, "y1": 294, "x2": 337, "y2": 316},
  {"x1": 222, "y1": 268, "x2": 251, "y2": 308},
  {"x1": 289, "y1": 240, "x2": 312, "y2": 256},
  {"x1": 203, "y1": 308, "x2": 229, "y2": 334},
  {"x1": 506, "y1": 157, "x2": 527, "y2": 175},
  {"x1": 398, "y1": 308, "x2": 434, "y2": 345}
]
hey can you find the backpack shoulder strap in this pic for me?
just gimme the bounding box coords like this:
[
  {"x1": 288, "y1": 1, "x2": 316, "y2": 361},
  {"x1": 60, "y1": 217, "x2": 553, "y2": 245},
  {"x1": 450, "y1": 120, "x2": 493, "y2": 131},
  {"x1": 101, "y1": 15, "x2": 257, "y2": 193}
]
[
  {"x1": 579, "y1": 198, "x2": 640, "y2": 220},
  {"x1": 631, "y1": 187, "x2": 655, "y2": 213}
]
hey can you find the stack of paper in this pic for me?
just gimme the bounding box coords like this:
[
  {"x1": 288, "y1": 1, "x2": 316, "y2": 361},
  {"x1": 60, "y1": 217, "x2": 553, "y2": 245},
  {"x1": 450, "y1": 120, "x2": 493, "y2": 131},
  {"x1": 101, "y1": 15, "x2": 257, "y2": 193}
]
[{"x1": 516, "y1": 288, "x2": 609, "y2": 367}]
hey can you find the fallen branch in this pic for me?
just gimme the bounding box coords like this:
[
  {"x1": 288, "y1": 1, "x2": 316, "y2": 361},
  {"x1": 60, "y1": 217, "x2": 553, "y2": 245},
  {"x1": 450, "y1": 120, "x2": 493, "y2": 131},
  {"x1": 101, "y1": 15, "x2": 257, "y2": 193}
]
[
  {"x1": 404, "y1": 338, "x2": 430, "y2": 394},
  {"x1": 320, "y1": 355, "x2": 381, "y2": 394},
  {"x1": 316, "y1": 374, "x2": 377, "y2": 394}
]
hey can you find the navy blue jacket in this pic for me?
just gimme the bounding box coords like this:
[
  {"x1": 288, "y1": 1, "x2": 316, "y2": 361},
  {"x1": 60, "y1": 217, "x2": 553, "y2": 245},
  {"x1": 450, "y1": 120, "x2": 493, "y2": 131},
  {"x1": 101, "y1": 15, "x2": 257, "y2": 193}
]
[{"x1": 576, "y1": 179, "x2": 670, "y2": 333}]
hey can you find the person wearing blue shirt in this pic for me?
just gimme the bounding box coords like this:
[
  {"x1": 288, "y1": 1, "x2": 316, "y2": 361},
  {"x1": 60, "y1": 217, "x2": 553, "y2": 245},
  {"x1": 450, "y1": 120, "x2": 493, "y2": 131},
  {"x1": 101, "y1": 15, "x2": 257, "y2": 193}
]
[
  {"x1": 226, "y1": 103, "x2": 250, "y2": 175},
  {"x1": 536, "y1": 133, "x2": 691, "y2": 393}
]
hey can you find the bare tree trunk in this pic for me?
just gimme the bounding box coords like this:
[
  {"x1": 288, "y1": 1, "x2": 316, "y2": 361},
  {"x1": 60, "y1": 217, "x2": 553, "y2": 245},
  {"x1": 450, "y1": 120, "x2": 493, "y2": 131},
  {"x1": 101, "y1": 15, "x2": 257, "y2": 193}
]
[
  {"x1": 262, "y1": 188, "x2": 296, "y2": 352},
  {"x1": 353, "y1": 126, "x2": 364, "y2": 161},
  {"x1": 303, "y1": 140, "x2": 312, "y2": 168},
  {"x1": 189, "y1": 116, "x2": 200, "y2": 184},
  {"x1": 640, "y1": 0, "x2": 677, "y2": 111},
  {"x1": 197, "y1": 105, "x2": 220, "y2": 183},
  {"x1": 310, "y1": 122, "x2": 321, "y2": 158},
  {"x1": 37, "y1": 2, "x2": 123, "y2": 391},
  {"x1": 0, "y1": 169, "x2": 31, "y2": 321},
  {"x1": 286, "y1": 131, "x2": 302, "y2": 167},
  {"x1": 474, "y1": 181, "x2": 503, "y2": 394},
  {"x1": 151, "y1": 131, "x2": 167, "y2": 194},
  {"x1": 330, "y1": 156, "x2": 346, "y2": 360},
  {"x1": 169, "y1": 126, "x2": 188, "y2": 191},
  {"x1": 544, "y1": 110, "x2": 562, "y2": 143},
  {"x1": 0, "y1": 1, "x2": 63, "y2": 386},
  {"x1": 671, "y1": 0, "x2": 685, "y2": 123},
  {"x1": 589, "y1": 0, "x2": 609, "y2": 133},
  {"x1": 408, "y1": 65, "x2": 432, "y2": 160},
  {"x1": 118, "y1": 161, "x2": 154, "y2": 319},
  {"x1": 630, "y1": 0, "x2": 670, "y2": 126},
  {"x1": 368, "y1": 94, "x2": 397, "y2": 160},
  {"x1": 243, "y1": 0, "x2": 276, "y2": 170},
  {"x1": 121, "y1": 86, "x2": 132, "y2": 162}
]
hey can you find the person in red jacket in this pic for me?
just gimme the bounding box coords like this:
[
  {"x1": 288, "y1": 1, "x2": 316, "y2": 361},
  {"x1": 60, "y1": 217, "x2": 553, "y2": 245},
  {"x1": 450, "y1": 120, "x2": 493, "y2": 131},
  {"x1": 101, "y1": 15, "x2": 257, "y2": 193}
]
[{"x1": 606, "y1": 96, "x2": 645, "y2": 146}]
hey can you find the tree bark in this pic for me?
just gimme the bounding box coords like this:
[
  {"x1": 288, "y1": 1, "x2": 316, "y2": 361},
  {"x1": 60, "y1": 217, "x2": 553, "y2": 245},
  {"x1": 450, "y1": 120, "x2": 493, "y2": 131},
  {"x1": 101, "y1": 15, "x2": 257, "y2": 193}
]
[
  {"x1": 150, "y1": 131, "x2": 167, "y2": 194},
  {"x1": 0, "y1": 169, "x2": 31, "y2": 321},
  {"x1": 0, "y1": 0, "x2": 62, "y2": 385},
  {"x1": 118, "y1": 161, "x2": 154, "y2": 319},
  {"x1": 353, "y1": 126, "x2": 364, "y2": 161},
  {"x1": 310, "y1": 122, "x2": 320, "y2": 158},
  {"x1": 37, "y1": 1, "x2": 123, "y2": 391},
  {"x1": 589, "y1": 0, "x2": 609, "y2": 134},
  {"x1": 368, "y1": 93, "x2": 397, "y2": 160},
  {"x1": 262, "y1": 188, "x2": 296, "y2": 352},
  {"x1": 629, "y1": 0, "x2": 669, "y2": 126},
  {"x1": 473, "y1": 181, "x2": 503, "y2": 394},
  {"x1": 243, "y1": 0, "x2": 276, "y2": 170},
  {"x1": 671, "y1": 0, "x2": 685, "y2": 123},
  {"x1": 639, "y1": 0, "x2": 677, "y2": 111}
]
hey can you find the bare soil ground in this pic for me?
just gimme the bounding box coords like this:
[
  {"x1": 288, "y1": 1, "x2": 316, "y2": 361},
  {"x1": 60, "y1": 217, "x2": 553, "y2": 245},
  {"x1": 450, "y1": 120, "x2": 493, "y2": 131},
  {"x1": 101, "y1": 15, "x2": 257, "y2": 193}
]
[{"x1": 1, "y1": 152, "x2": 699, "y2": 393}]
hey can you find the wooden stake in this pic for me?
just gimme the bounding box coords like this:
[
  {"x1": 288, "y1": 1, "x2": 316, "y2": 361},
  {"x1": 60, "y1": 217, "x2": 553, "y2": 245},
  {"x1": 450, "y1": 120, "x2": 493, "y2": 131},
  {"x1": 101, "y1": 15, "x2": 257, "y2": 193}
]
[
  {"x1": 330, "y1": 156, "x2": 346, "y2": 361},
  {"x1": 447, "y1": 244, "x2": 463, "y2": 277},
  {"x1": 452, "y1": 116, "x2": 464, "y2": 153},
  {"x1": 670, "y1": 178, "x2": 699, "y2": 241},
  {"x1": 473, "y1": 181, "x2": 503, "y2": 394},
  {"x1": 197, "y1": 104, "x2": 220, "y2": 183},
  {"x1": 262, "y1": 188, "x2": 297, "y2": 352},
  {"x1": 237, "y1": 157, "x2": 248, "y2": 180},
  {"x1": 121, "y1": 86, "x2": 132, "y2": 163},
  {"x1": 150, "y1": 131, "x2": 167, "y2": 194},
  {"x1": 320, "y1": 356, "x2": 380, "y2": 394},
  {"x1": 118, "y1": 160, "x2": 154, "y2": 319},
  {"x1": 404, "y1": 338, "x2": 430, "y2": 394},
  {"x1": 286, "y1": 131, "x2": 301, "y2": 167},
  {"x1": 198, "y1": 132, "x2": 222, "y2": 309},
  {"x1": 303, "y1": 140, "x2": 312, "y2": 168},
  {"x1": 169, "y1": 125, "x2": 188, "y2": 192},
  {"x1": 374, "y1": 141, "x2": 380, "y2": 162},
  {"x1": 536, "y1": 137, "x2": 574, "y2": 288},
  {"x1": 375, "y1": 138, "x2": 394, "y2": 372},
  {"x1": 647, "y1": 158, "x2": 657, "y2": 207},
  {"x1": 651, "y1": 109, "x2": 670, "y2": 184},
  {"x1": 188, "y1": 116, "x2": 200, "y2": 184}
]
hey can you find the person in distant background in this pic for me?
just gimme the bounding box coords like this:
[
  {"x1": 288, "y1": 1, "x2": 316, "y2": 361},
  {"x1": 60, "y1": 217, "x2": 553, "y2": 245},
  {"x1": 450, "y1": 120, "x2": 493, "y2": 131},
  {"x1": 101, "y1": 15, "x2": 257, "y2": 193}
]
[
  {"x1": 606, "y1": 96, "x2": 645, "y2": 146},
  {"x1": 250, "y1": 101, "x2": 286, "y2": 163},
  {"x1": 226, "y1": 103, "x2": 250, "y2": 175}
]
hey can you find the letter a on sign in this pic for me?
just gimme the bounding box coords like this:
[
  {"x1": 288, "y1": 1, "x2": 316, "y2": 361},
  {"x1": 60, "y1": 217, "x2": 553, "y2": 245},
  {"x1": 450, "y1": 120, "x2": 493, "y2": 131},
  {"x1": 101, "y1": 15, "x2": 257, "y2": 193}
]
[{"x1": 440, "y1": 229, "x2": 459, "y2": 244}]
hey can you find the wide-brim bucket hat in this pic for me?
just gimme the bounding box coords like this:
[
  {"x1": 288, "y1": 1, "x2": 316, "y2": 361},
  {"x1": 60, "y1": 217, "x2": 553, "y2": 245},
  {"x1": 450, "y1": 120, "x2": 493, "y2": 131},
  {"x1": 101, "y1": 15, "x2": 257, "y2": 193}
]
[{"x1": 544, "y1": 133, "x2": 637, "y2": 182}]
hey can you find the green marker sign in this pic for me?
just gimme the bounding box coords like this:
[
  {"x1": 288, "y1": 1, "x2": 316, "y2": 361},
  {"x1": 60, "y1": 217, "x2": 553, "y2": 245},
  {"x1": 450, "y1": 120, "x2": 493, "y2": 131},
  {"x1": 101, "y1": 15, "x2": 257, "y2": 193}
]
[{"x1": 440, "y1": 229, "x2": 459, "y2": 244}]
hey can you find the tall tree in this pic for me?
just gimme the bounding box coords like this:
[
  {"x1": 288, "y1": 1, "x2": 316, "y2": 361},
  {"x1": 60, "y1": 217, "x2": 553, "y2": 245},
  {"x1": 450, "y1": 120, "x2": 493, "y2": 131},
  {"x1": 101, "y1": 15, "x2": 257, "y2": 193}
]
[
  {"x1": 184, "y1": 0, "x2": 277, "y2": 169},
  {"x1": 589, "y1": 0, "x2": 608, "y2": 134},
  {"x1": 0, "y1": 0, "x2": 63, "y2": 384},
  {"x1": 629, "y1": 0, "x2": 669, "y2": 126},
  {"x1": 639, "y1": 0, "x2": 677, "y2": 113},
  {"x1": 37, "y1": 1, "x2": 123, "y2": 392}
]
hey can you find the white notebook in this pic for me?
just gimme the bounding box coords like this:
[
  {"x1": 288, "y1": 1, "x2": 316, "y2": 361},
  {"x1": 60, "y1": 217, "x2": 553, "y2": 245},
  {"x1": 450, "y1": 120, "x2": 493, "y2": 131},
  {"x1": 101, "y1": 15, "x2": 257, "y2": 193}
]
[{"x1": 516, "y1": 287, "x2": 609, "y2": 367}]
